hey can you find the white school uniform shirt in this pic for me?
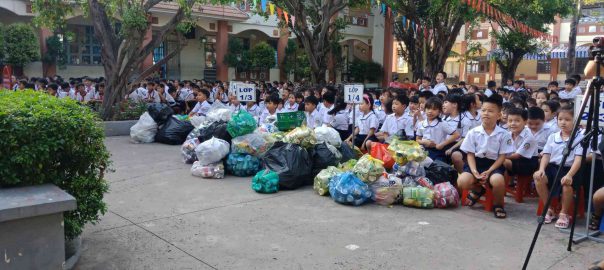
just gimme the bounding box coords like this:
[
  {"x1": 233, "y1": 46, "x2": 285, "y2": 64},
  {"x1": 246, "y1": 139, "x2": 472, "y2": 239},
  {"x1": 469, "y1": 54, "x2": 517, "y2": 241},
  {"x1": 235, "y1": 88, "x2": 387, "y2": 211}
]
[
  {"x1": 531, "y1": 125, "x2": 554, "y2": 151},
  {"x1": 191, "y1": 100, "x2": 211, "y2": 116},
  {"x1": 244, "y1": 104, "x2": 260, "y2": 118},
  {"x1": 179, "y1": 88, "x2": 194, "y2": 101},
  {"x1": 463, "y1": 111, "x2": 482, "y2": 130},
  {"x1": 329, "y1": 110, "x2": 350, "y2": 131},
  {"x1": 305, "y1": 109, "x2": 322, "y2": 129},
  {"x1": 443, "y1": 114, "x2": 472, "y2": 140},
  {"x1": 416, "y1": 118, "x2": 457, "y2": 145},
  {"x1": 84, "y1": 89, "x2": 100, "y2": 102},
  {"x1": 484, "y1": 88, "x2": 494, "y2": 97},
  {"x1": 542, "y1": 131, "x2": 584, "y2": 167},
  {"x1": 544, "y1": 118, "x2": 560, "y2": 133},
  {"x1": 558, "y1": 87, "x2": 582, "y2": 100},
  {"x1": 146, "y1": 90, "x2": 161, "y2": 103},
  {"x1": 282, "y1": 102, "x2": 299, "y2": 112},
  {"x1": 461, "y1": 125, "x2": 514, "y2": 161},
  {"x1": 510, "y1": 127, "x2": 539, "y2": 159},
  {"x1": 163, "y1": 92, "x2": 176, "y2": 105},
  {"x1": 380, "y1": 113, "x2": 413, "y2": 137},
  {"x1": 257, "y1": 101, "x2": 266, "y2": 113},
  {"x1": 356, "y1": 111, "x2": 379, "y2": 135},
  {"x1": 376, "y1": 110, "x2": 387, "y2": 125},
  {"x1": 348, "y1": 104, "x2": 361, "y2": 125},
  {"x1": 432, "y1": 82, "x2": 448, "y2": 95},
  {"x1": 259, "y1": 109, "x2": 278, "y2": 124},
  {"x1": 58, "y1": 90, "x2": 69, "y2": 99},
  {"x1": 321, "y1": 104, "x2": 334, "y2": 125},
  {"x1": 229, "y1": 104, "x2": 243, "y2": 113}
]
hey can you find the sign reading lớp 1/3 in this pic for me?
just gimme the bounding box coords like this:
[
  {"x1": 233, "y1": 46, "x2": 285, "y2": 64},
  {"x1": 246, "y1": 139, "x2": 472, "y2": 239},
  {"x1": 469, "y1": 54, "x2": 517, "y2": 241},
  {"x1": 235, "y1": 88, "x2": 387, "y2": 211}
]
[{"x1": 236, "y1": 83, "x2": 256, "y2": 102}]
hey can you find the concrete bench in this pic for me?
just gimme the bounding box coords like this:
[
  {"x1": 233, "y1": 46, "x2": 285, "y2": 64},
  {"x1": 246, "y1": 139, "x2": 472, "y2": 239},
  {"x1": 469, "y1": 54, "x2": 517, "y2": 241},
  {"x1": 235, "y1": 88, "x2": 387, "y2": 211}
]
[{"x1": 0, "y1": 184, "x2": 76, "y2": 270}]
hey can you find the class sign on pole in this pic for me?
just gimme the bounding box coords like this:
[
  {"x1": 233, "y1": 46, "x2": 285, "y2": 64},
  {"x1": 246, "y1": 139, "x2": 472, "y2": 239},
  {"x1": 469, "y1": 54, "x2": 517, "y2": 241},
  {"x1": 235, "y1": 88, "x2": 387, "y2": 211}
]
[
  {"x1": 344, "y1": 84, "x2": 364, "y2": 104},
  {"x1": 229, "y1": 81, "x2": 241, "y2": 96},
  {"x1": 236, "y1": 83, "x2": 256, "y2": 102},
  {"x1": 574, "y1": 94, "x2": 604, "y2": 125}
]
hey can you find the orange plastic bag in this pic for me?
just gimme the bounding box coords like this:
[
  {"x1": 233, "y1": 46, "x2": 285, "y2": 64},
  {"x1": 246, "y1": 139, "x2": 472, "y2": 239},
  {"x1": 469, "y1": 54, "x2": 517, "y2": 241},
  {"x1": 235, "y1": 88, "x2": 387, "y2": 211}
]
[{"x1": 370, "y1": 143, "x2": 395, "y2": 169}]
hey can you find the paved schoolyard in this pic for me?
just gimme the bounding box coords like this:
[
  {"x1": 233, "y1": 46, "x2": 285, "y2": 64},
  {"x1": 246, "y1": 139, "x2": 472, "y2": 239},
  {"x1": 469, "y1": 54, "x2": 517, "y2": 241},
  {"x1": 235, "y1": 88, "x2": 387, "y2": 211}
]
[{"x1": 75, "y1": 136, "x2": 603, "y2": 270}]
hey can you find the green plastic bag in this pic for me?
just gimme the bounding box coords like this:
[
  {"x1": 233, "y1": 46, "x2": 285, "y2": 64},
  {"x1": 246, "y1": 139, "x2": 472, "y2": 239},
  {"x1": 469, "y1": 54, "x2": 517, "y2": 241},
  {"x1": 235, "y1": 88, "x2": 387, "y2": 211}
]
[
  {"x1": 388, "y1": 138, "x2": 427, "y2": 165},
  {"x1": 251, "y1": 169, "x2": 279, "y2": 194},
  {"x1": 313, "y1": 166, "x2": 343, "y2": 196},
  {"x1": 338, "y1": 159, "x2": 357, "y2": 171},
  {"x1": 227, "y1": 110, "x2": 258, "y2": 138},
  {"x1": 402, "y1": 186, "x2": 434, "y2": 209},
  {"x1": 352, "y1": 154, "x2": 385, "y2": 183}
]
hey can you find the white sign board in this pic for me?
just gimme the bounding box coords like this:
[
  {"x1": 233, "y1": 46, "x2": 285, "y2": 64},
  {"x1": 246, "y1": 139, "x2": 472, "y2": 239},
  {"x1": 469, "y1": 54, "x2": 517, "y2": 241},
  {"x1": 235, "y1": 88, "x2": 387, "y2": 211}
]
[
  {"x1": 344, "y1": 84, "x2": 364, "y2": 104},
  {"x1": 236, "y1": 83, "x2": 256, "y2": 102},
  {"x1": 574, "y1": 94, "x2": 604, "y2": 125},
  {"x1": 229, "y1": 81, "x2": 242, "y2": 96}
]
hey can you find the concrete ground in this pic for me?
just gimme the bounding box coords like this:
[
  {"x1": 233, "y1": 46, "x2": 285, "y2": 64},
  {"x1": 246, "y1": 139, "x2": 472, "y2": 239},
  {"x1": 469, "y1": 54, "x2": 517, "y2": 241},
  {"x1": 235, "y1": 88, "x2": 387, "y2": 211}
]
[{"x1": 74, "y1": 136, "x2": 603, "y2": 270}]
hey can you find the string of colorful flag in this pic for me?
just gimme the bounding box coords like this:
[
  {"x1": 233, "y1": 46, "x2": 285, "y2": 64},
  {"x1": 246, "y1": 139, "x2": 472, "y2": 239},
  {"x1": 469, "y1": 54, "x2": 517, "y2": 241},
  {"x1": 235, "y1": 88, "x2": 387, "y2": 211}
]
[
  {"x1": 374, "y1": 0, "x2": 550, "y2": 41},
  {"x1": 244, "y1": 0, "x2": 296, "y2": 27}
]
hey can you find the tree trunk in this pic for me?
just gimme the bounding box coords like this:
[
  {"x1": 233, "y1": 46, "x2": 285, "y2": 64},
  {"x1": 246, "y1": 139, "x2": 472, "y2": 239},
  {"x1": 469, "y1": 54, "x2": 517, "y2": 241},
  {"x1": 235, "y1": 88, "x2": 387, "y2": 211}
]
[
  {"x1": 566, "y1": 0, "x2": 581, "y2": 76},
  {"x1": 496, "y1": 55, "x2": 523, "y2": 86}
]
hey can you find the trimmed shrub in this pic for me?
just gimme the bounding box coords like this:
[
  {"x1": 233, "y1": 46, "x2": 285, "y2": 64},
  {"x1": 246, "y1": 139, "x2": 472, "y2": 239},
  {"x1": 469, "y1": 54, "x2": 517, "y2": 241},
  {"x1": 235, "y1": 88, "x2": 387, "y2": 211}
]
[{"x1": 0, "y1": 90, "x2": 110, "y2": 240}]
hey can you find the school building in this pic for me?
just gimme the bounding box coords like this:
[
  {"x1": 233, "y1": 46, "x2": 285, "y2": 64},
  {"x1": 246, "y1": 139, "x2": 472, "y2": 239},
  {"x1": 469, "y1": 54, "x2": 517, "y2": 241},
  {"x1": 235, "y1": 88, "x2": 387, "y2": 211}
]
[{"x1": 0, "y1": 0, "x2": 595, "y2": 88}]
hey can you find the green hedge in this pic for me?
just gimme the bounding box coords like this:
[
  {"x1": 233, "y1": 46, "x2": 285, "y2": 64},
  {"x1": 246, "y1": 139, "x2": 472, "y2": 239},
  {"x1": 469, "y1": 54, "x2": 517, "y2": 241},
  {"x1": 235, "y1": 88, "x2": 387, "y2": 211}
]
[{"x1": 0, "y1": 90, "x2": 110, "y2": 240}]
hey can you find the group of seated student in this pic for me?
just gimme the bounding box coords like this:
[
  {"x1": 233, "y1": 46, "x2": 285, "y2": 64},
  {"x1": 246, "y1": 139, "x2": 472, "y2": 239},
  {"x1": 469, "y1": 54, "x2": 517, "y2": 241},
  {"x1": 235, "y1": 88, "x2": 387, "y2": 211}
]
[{"x1": 8, "y1": 75, "x2": 105, "y2": 102}]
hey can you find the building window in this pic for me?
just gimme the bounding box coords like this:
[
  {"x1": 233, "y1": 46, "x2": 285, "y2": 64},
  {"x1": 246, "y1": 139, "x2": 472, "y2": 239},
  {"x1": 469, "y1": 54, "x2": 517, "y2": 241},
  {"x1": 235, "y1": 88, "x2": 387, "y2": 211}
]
[
  {"x1": 537, "y1": 60, "x2": 551, "y2": 74},
  {"x1": 589, "y1": 25, "x2": 597, "y2": 33},
  {"x1": 476, "y1": 31, "x2": 483, "y2": 38},
  {"x1": 66, "y1": 25, "x2": 101, "y2": 65},
  {"x1": 579, "y1": 27, "x2": 586, "y2": 33}
]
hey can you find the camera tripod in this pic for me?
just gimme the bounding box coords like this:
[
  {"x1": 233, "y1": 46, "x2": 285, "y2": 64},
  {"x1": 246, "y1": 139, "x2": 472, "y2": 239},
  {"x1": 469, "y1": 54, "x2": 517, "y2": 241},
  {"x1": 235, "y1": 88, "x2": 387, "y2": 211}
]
[{"x1": 522, "y1": 54, "x2": 604, "y2": 270}]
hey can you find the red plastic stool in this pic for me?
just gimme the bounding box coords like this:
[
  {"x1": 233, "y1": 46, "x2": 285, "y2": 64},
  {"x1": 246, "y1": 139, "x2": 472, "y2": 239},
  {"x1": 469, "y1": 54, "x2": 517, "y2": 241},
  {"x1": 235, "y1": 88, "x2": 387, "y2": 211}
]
[
  {"x1": 462, "y1": 185, "x2": 501, "y2": 212},
  {"x1": 505, "y1": 174, "x2": 534, "y2": 203},
  {"x1": 537, "y1": 187, "x2": 586, "y2": 219}
]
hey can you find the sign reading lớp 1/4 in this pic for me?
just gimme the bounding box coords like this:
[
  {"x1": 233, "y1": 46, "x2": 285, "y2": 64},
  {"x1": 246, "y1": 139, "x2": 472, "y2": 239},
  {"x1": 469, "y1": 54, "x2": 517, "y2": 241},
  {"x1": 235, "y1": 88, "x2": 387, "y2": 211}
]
[
  {"x1": 344, "y1": 84, "x2": 364, "y2": 104},
  {"x1": 236, "y1": 83, "x2": 256, "y2": 102}
]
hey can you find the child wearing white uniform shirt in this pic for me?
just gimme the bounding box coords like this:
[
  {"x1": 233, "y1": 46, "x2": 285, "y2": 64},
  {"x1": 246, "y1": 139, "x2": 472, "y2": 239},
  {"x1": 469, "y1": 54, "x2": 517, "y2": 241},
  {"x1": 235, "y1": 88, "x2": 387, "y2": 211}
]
[
  {"x1": 328, "y1": 103, "x2": 351, "y2": 141},
  {"x1": 189, "y1": 89, "x2": 211, "y2": 117},
  {"x1": 244, "y1": 102, "x2": 261, "y2": 118},
  {"x1": 346, "y1": 95, "x2": 378, "y2": 150},
  {"x1": 533, "y1": 106, "x2": 584, "y2": 229},
  {"x1": 282, "y1": 93, "x2": 299, "y2": 112},
  {"x1": 304, "y1": 96, "x2": 322, "y2": 129},
  {"x1": 503, "y1": 108, "x2": 539, "y2": 176},
  {"x1": 558, "y1": 78, "x2": 581, "y2": 100},
  {"x1": 526, "y1": 106, "x2": 554, "y2": 153},
  {"x1": 259, "y1": 94, "x2": 281, "y2": 124},
  {"x1": 377, "y1": 95, "x2": 413, "y2": 141},
  {"x1": 459, "y1": 94, "x2": 514, "y2": 219},
  {"x1": 541, "y1": 100, "x2": 560, "y2": 133},
  {"x1": 416, "y1": 97, "x2": 460, "y2": 162}
]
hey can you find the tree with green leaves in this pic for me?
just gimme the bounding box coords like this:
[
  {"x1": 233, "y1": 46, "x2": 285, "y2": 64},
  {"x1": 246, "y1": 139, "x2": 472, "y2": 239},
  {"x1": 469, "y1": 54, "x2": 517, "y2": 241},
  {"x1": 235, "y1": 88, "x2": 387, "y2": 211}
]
[
  {"x1": 0, "y1": 23, "x2": 5, "y2": 65},
  {"x1": 3, "y1": 23, "x2": 40, "y2": 74},
  {"x1": 224, "y1": 38, "x2": 251, "y2": 73},
  {"x1": 488, "y1": 0, "x2": 572, "y2": 84},
  {"x1": 269, "y1": 0, "x2": 366, "y2": 84},
  {"x1": 387, "y1": 0, "x2": 473, "y2": 81},
  {"x1": 283, "y1": 39, "x2": 311, "y2": 81},
  {"x1": 42, "y1": 35, "x2": 68, "y2": 71},
  {"x1": 32, "y1": 0, "x2": 228, "y2": 120},
  {"x1": 249, "y1": 42, "x2": 276, "y2": 70},
  {"x1": 349, "y1": 58, "x2": 383, "y2": 83}
]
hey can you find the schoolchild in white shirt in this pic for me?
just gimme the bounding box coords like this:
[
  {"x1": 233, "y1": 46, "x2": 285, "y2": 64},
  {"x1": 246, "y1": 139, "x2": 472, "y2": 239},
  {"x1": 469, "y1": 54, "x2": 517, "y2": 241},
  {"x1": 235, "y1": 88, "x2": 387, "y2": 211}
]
[
  {"x1": 327, "y1": 97, "x2": 351, "y2": 141},
  {"x1": 375, "y1": 95, "x2": 413, "y2": 143},
  {"x1": 72, "y1": 83, "x2": 86, "y2": 102},
  {"x1": 459, "y1": 94, "x2": 514, "y2": 218},
  {"x1": 432, "y1": 71, "x2": 448, "y2": 96},
  {"x1": 503, "y1": 108, "x2": 539, "y2": 176},
  {"x1": 188, "y1": 89, "x2": 212, "y2": 117},
  {"x1": 346, "y1": 94, "x2": 379, "y2": 151},
  {"x1": 443, "y1": 94, "x2": 473, "y2": 173},
  {"x1": 526, "y1": 107, "x2": 553, "y2": 153},
  {"x1": 144, "y1": 82, "x2": 160, "y2": 103},
  {"x1": 533, "y1": 106, "x2": 584, "y2": 229},
  {"x1": 558, "y1": 78, "x2": 581, "y2": 100},
  {"x1": 259, "y1": 93, "x2": 281, "y2": 124},
  {"x1": 419, "y1": 76, "x2": 432, "y2": 93},
  {"x1": 228, "y1": 95, "x2": 244, "y2": 113},
  {"x1": 416, "y1": 97, "x2": 460, "y2": 162},
  {"x1": 320, "y1": 91, "x2": 336, "y2": 126},
  {"x1": 462, "y1": 94, "x2": 482, "y2": 130},
  {"x1": 304, "y1": 95, "x2": 322, "y2": 129},
  {"x1": 542, "y1": 100, "x2": 560, "y2": 133},
  {"x1": 282, "y1": 93, "x2": 299, "y2": 112}
]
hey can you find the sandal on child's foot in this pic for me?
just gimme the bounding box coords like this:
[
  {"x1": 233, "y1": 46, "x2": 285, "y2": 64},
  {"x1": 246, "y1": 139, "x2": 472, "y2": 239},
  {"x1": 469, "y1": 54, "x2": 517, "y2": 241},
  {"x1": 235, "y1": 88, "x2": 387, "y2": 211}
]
[
  {"x1": 589, "y1": 213, "x2": 602, "y2": 231},
  {"x1": 589, "y1": 260, "x2": 604, "y2": 270},
  {"x1": 544, "y1": 208, "x2": 557, "y2": 224},
  {"x1": 555, "y1": 213, "x2": 572, "y2": 229},
  {"x1": 465, "y1": 186, "x2": 486, "y2": 206},
  {"x1": 493, "y1": 205, "x2": 507, "y2": 219}
]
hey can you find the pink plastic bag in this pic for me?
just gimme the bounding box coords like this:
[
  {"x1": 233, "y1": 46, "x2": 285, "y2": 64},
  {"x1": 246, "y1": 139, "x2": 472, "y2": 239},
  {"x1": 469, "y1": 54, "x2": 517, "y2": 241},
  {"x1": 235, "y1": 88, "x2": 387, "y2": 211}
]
[{"x1": 433, "y1": 182, "x2": 459, "y2": 208}]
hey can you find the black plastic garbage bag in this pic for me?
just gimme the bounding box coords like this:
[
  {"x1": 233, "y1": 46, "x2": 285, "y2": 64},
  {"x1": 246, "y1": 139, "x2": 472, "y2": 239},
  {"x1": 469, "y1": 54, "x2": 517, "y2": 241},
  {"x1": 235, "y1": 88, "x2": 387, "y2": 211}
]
[
  {"x1": 263, "y1": 142, "x2": 312, "y2": 190},
  {"x1": 338, "y1": 142, "x2": 355, "y2": 163},
  {"x1": 198, "y1": 121, "x2": 232, "y2": 143},
  {"x1": 155, "y1": 117, "x2": 194, "y2": 145},
  {"x1": 147, "y1": 103, "x2": 174, "y2": 125},
  {"x1": 425, "y1": 160, "x2": 458, "y2": 185},
  {"x1": 310, "y1": 142, "x2": 340, "y2": 177}
]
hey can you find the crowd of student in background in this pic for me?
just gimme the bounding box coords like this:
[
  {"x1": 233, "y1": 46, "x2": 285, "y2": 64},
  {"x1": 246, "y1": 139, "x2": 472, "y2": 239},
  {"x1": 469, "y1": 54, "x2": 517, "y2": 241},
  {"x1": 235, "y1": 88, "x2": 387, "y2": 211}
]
[{"x1": 6, "y1": 71, "x2": 604, "y2": 226}]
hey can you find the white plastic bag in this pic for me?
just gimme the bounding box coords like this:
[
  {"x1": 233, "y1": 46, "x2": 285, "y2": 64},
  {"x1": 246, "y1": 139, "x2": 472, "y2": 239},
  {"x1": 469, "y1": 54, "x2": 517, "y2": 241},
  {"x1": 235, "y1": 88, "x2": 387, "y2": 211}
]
[
  {"x1": 190, "y1": 115, "x2": 207, "y2": 128},
  {"x1": 130, "y1": 112, "x2": 158, "y2": 143},
  {"x1": 207, "y1": 102, "x2": 232, "y2": 122},
  {"x1": 191, "y1": 161, "x2": 225, "y2": 179},
  {"x1": 315, "y1": 126, "x2": 342, "y2": 147},
  {"x1": 231, "y1": 132, "x2": 273, "y2": 156},
  {"x1": 195, "y1": 137, "x2": 230, "y2": 165}
]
